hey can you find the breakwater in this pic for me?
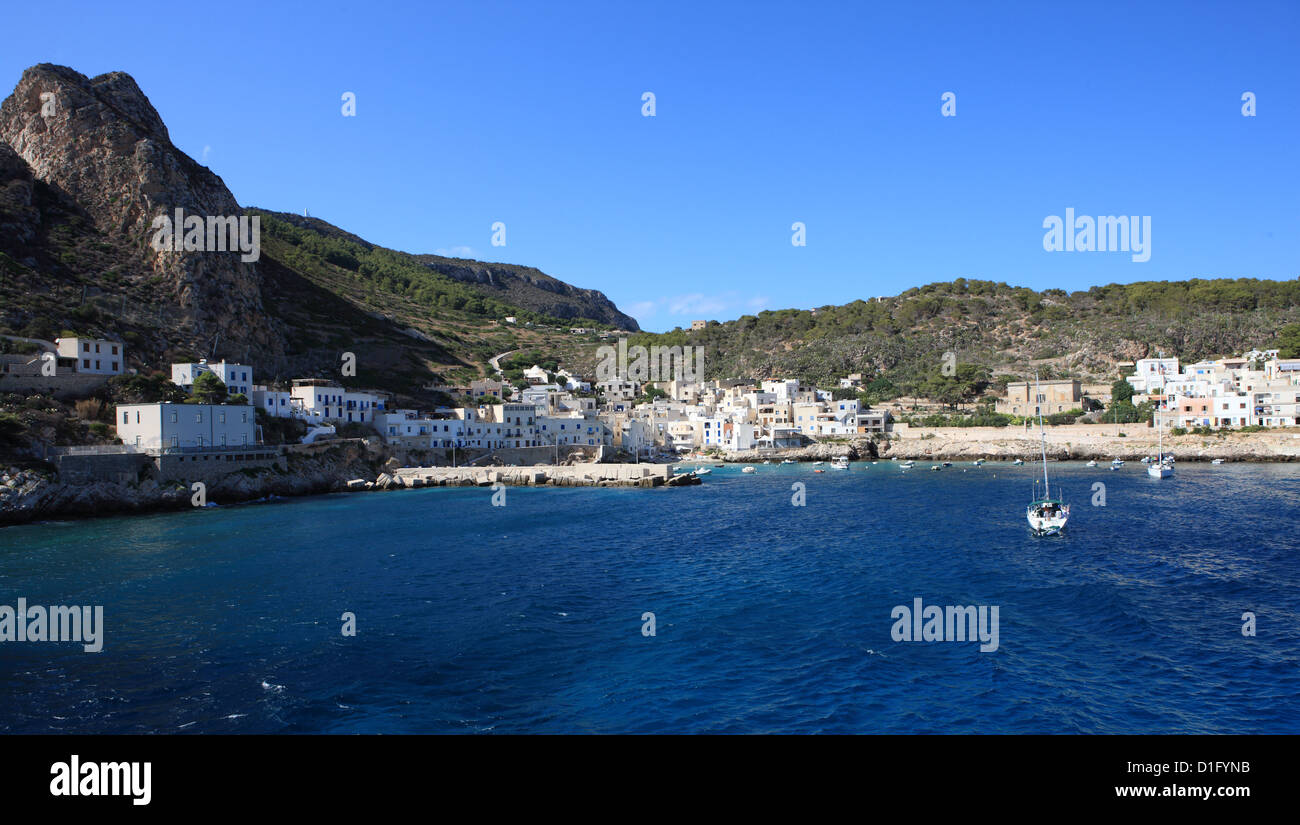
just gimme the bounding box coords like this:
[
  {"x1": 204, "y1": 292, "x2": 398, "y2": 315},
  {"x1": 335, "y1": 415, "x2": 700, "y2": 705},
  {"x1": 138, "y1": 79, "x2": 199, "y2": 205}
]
[{"x1": 374, "y1": 463, "x2": 683, "y2": 490}]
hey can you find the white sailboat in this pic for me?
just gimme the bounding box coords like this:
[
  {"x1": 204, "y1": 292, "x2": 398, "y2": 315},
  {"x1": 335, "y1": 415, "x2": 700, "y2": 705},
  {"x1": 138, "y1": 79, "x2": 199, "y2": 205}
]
[
  {"x1": 1027, "y1": 373, "x2": 1070, "y2": 536},
  {"x1": 1148, "y1": 414, "x2": 1174, "y2": 478}
]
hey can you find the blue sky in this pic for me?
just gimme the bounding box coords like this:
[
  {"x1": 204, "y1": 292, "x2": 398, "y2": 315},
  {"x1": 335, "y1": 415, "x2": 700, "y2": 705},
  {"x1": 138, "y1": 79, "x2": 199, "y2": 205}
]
[{"x1": 4, "y1": 0, "x2": 1297, "y2": 331}]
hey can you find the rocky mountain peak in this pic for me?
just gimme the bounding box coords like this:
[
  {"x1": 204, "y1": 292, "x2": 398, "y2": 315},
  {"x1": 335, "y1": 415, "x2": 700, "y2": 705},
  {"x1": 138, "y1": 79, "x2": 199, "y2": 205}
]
[{"x1": 0, "y1": 64, "x2": 284, "y2": 361}]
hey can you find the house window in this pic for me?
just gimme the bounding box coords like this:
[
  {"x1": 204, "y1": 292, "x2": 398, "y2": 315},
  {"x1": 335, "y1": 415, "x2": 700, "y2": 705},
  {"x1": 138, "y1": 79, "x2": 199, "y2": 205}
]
[
  {"x1": 170, "y1": 412, "x2": 178, "y2": 423},
  {"x1": 123, "y1": 411, "x2": 129, "y2": 424}
]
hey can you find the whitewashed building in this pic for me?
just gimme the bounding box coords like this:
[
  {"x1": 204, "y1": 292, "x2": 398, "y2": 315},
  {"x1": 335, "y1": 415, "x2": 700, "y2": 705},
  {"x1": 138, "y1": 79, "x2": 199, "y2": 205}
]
[
  {"x1": 172, "y1": 359, "x2": 254, "y2": 397},
  {"x1": 55, "y1": 337, "x2": 124, "y2": 375},
  {"x1": 116, "y1": 403, "x2": 258, "y2": 450},
  {"x1": 290, "y1": 380, "x2": 386, "y2": 424}
]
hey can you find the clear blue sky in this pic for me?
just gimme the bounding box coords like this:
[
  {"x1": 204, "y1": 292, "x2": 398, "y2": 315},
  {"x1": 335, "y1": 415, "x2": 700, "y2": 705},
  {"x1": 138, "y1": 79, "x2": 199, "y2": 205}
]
[{"x1": 4, "y1": 0, "x2": 1296, "y2": 331}]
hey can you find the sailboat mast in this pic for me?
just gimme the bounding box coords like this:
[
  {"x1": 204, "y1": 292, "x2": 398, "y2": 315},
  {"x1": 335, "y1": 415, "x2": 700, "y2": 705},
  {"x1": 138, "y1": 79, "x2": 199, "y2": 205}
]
[
  {"x1": 1036, "y1": 372, "x2": 1049, "y2": 499},
  {"x1": 1156, "y1": 408, "x2": 1162, "y2": 461}
]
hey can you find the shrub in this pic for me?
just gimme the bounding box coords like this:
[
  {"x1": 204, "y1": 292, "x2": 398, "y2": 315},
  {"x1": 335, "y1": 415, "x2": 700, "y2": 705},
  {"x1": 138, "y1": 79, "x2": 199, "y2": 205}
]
[{"x1": 74, "y1": 398, "x2": 104, "y2": 421}]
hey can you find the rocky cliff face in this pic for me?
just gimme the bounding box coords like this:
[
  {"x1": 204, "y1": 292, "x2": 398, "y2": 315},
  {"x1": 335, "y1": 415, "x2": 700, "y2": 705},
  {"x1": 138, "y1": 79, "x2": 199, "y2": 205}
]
[
  {"x1": 0, "y1": 141, "x2": 39, "y2": 253},
  {"x1": 411, "y1": 255, "x2": 640, "y2": 330},
  {"x1": 0, "y1": 64, "x2": 285, "y2": 361}
]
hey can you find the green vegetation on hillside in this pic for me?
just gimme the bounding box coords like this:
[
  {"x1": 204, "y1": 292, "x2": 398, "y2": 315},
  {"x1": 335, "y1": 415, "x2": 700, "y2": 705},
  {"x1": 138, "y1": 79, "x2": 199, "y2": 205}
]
[
  {"x1": 256, "y1": 213, "x2": 612, "y2": 331},
  {"x1": 625, "y1": 278, "x2": 1300, "y2": 398}
]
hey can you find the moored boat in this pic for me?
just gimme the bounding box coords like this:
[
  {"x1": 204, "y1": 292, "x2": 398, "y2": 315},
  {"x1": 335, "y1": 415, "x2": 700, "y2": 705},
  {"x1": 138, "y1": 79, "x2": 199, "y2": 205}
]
[
  {"x1": 1027, "y1": 372, "x2": 1070, "y2": 536},
  {"x1": 1148, "y1": 416, "x2": 1174, "y2": 479}
]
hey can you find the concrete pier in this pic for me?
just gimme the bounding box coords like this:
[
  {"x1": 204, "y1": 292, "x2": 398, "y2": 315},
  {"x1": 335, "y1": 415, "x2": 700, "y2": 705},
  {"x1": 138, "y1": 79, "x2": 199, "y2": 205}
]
[{"x1": 379, "y1": 463, "x2": 676, "y2": 490}]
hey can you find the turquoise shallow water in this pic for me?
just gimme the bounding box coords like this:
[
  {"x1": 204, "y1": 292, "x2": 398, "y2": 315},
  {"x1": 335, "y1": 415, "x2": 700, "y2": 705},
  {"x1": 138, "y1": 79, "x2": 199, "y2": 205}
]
[{"x1": 0, "y1": 460, "x2": 1297, "y2": 733}]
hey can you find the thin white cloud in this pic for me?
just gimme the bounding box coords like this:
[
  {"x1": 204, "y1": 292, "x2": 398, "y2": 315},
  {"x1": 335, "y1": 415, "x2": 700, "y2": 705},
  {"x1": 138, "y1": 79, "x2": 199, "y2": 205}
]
[
  {"x1": 627, "y1": 301, "x2": 659, "y2": 317},
  {"x1": 434, "y1": 246, "x2": 475, "y2": 258},
  {"x1": 630, "y1": 292, "x2": 772, "y2": 325}
]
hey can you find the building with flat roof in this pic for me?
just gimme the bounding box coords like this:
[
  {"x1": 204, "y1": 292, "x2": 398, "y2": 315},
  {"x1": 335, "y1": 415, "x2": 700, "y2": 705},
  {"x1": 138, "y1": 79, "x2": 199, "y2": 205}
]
[
  {"x1": 996, "y1": 379, "x2": 1082, "y2": 416},
  {"x1": 115, "y1": 403, "x2": 258, "y2": 450},
  {"x1": 55, "y1": 337, "x2": 124, "y2": 375}
]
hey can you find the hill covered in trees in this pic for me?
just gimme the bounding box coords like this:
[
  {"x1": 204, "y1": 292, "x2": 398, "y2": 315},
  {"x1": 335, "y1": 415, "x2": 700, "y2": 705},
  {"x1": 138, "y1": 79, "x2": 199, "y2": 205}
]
[{"x1": 623, "y1": 278, "x2": 1300, "y2": 401}]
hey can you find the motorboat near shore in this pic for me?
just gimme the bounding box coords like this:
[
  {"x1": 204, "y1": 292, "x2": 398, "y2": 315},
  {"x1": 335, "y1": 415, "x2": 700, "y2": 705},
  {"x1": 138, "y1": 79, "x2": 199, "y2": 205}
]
[{"x1": 829, "y1": 456, "x2": 850, "y2": 470}]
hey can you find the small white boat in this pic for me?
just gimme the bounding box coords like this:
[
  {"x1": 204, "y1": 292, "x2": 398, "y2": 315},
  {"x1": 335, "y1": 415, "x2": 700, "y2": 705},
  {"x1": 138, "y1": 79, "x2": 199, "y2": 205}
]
[
  {"x1": 1141, "y1": 456, "x2": 1151, "y2": 464},
  {"x1": 941, "y1": 461, "x2": 953, "y2": 468},
  {"x1": 973, "y1": 459, "x2": 986, "y2": 466},
  {"x1": 1212, "y1": 458, "x2": 1226, "y2": 465},
  {"x1": 830, "y1": 456, "x2": 850, "y2": 470},
  {"x1": 900, "y1": 460, "x2": 915, "y2": 469},
  {"x1": 1148, "y1": 417, "x2": 1174, "y2": 479},
  {"x1": 742, "y1": 466, "x2": 757, "y2": 473},
  {"x1": 781, "y1": 459, "x2": 796, "y2": 465},
  {"x1": 1012, "y1": 458, "x2": 1024, "y2": 466},
  {"x1": 1148, "y1": 460, "x2": 1174, "y2": 479},
  {"x1": 762, "y1": 460, "x2": 773, "y2": 465},
  {"x1": 1086, "y1": 460, "x2": 1097, "y2": 467},
  {"x1": 692, "y1": 467, "x2": 712, "y2": 476},
  {"x1": 1110, "y1": 458, "x2": 1124, "y2": 467},
  {"x1": 930, "y1": 464, "x2": 941, "y2": 471},
  {"x1": 812, "y1": 461, "x2": 824, "y2": 466}
]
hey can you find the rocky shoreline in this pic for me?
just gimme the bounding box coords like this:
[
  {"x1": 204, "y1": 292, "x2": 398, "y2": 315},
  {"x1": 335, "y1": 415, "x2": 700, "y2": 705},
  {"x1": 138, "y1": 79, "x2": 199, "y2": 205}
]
[
  {"x1": 0, "y1": 447, "x2": 696, "y2": 527},
  {"x1": 0, "y1": 442, "x2": 384, "y2": 526}
]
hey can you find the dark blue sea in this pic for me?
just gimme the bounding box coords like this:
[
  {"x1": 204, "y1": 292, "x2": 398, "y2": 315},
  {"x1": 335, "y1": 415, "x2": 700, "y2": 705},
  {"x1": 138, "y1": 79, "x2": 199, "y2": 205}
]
[{"x1": 2, "y1": 461, "x2": 1298, "y2": 733}]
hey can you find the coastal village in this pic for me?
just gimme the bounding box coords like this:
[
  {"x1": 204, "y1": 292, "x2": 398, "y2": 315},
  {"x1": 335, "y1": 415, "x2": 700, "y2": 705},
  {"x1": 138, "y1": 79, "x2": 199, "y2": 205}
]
[
  {"x1": 3, "y1": 328, "x2": 1300, "y2": 474},
  {"x1": 3, "y1": 321, "x2": 1300, "y2": 526}
]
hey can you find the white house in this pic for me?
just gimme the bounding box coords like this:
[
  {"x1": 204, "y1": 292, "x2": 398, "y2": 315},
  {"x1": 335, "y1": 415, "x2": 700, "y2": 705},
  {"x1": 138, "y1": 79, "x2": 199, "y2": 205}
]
[
  {"x1": 555, "y1": 369, "x2": 591, "y2": 392},
  {"x1": 55, "y1": 337, "x2": 124, "y2": 375},
  {"x1": 378, "y1": 410, "x2": 468, "y2": 447},
  {"x1": 290, "y1": 379, "x2": 386, "y2": 424},
  {"x1": 596, "y1": 379, "x2": 638, "y2": 401},
  {"x1": 251, "y1": 386, "x2": 299, "y2": 418},
  {"x1": 115, "y1": 403, "x2": 258, "y2": 450},
  {"x1": 1128, "y1": 355, "x2": 1180, "y2": 394},
  {"x1": 523, "y1": 365, "x2": 550, "y2": 384},
  {"x1": 172, "y1": 359, "x2": 254, "y2": 397}
]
